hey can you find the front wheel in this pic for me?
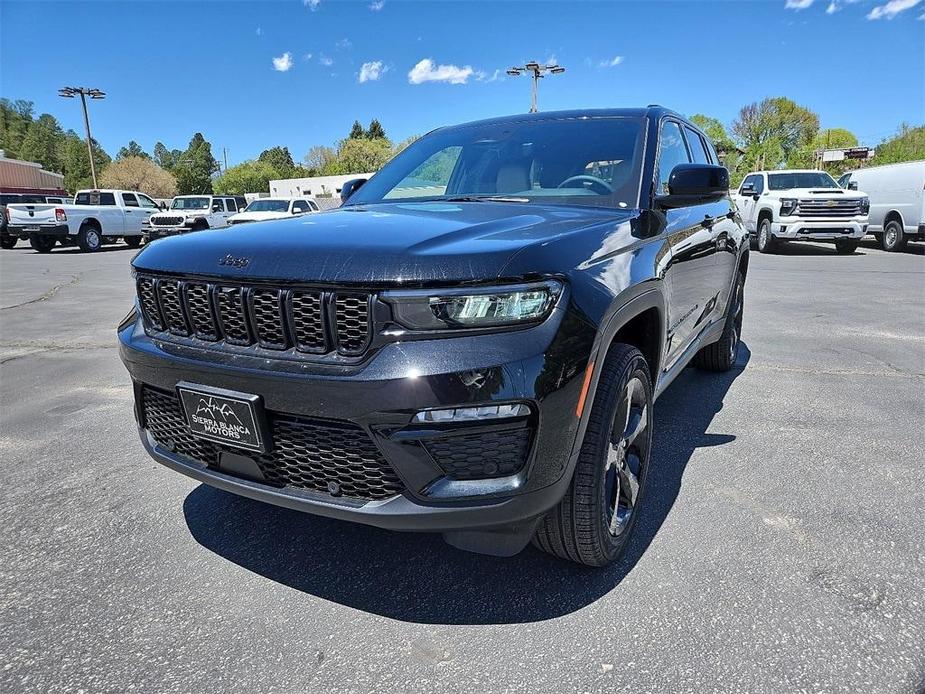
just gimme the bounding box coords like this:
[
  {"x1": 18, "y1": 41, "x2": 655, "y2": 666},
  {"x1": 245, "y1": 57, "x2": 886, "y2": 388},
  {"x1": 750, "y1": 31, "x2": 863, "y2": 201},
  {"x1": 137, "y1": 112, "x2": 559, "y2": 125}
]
[
  {"x1": 29, "y1": 235, "x2": 56, "y2": 253},
  {"x1": 881, "y1": 220, "x2": 907, "y2": 252},
  {"x1": 757, "y1": 218, "x2": 777, "y2": 254},
  {"x1": 124, "y1": 235, "x2": 142, "y2": 248},
  {"x1": 834, "y1": 239, "x2": 859, "y2": 255},
  {"x1": 533, "y1": 344, "x2": 653, "y2": 567},
  {"x1": 0, "y1": 236, "x2": 17, "y2": 249}
]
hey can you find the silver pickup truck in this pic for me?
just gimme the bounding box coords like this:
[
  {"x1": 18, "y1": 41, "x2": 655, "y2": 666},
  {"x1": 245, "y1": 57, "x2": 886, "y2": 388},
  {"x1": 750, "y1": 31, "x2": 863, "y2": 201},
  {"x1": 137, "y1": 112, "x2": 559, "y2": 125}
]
[{"x1": 4, "y1": 189, "x2": 161, "y2": 253}]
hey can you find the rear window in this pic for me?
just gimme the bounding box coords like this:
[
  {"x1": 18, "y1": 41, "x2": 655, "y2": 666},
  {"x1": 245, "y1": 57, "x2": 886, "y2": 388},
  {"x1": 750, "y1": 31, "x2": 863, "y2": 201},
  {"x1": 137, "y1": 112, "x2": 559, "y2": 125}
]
[{"x1": 75, "y1": 192, "x2": 116, "y2": 205}]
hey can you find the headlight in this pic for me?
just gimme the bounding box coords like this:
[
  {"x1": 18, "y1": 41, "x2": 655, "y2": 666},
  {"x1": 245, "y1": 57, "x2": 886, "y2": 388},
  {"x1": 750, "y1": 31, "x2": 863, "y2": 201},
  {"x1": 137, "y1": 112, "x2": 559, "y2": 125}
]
[
  {"x1": 859, "y1": 197, "x2": 870, "y2": 213},
  {"x1": 779, "y1": 198, "x2": 798, "y2": 216},
  {"x1": 383, "y1": 280, "x2": 563, "y2": 331}
]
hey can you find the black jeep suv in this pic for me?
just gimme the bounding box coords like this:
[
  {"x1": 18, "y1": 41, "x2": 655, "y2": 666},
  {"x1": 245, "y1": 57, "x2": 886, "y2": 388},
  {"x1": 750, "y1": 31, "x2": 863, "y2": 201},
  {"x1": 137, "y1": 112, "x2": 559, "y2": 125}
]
[{"x1": 119, "y1": 107, "x2": 748, "y2": 566}]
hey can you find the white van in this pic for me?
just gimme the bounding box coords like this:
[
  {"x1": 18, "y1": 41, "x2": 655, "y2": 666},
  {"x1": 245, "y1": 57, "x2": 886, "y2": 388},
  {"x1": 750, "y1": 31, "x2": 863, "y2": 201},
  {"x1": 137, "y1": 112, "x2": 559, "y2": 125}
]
[{"x1": 839, "y1": 161, "x2": 925, "y2": 252}]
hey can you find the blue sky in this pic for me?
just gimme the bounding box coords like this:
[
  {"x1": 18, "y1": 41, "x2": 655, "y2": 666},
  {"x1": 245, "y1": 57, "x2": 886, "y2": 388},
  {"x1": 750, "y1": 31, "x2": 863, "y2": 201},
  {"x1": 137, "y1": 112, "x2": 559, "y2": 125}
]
[{"x1": 2, "y1": 0, "x2": 923, "y2": 167}]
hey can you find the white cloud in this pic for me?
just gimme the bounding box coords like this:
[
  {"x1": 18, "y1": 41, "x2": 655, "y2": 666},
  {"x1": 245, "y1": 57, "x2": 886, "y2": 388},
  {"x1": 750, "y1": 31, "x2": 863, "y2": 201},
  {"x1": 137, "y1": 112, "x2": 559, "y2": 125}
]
[
  {"x1": 336, "y1": 38, "x2": 352, "y2": 50},
  {"x1": 304, "y1": 0, "x2": 321, "y2": 10},
  {"x1": 785, "y1": 0, "x2": 814, "y2": 8},
  {"x1": 272, "y1": 52, "x2": 294, "y2": 72},
  {"x1": 826, "y1": 1, "x2": 840, "y2": 12},
  {"x1": 369, "y1": 0, "x2": 385, "y2": 10},
  {"x1": 319, "y1": 54, "x2": 334, "y2": 67},
  {"x1": 256, "y1": 26, "x2": 262, "y2": 36},
  {"x1": 867, "y1": 0, "x2": 921, "y2": 19},
  {"x1": 303, "y1": 52, "x2": 313, "y2": 61},
  {"x1": 408, "y1": 58, "x2": 474, "y2": 85},
  {"x1": 598, "y1": 56, "x2": 624, "y2": 68},
  {"x1": 358, "y1": 61, "x2": 386, "y2": 83},
  {"x1": 475, "y1": 69, "x2": 501, "y2": 82}
]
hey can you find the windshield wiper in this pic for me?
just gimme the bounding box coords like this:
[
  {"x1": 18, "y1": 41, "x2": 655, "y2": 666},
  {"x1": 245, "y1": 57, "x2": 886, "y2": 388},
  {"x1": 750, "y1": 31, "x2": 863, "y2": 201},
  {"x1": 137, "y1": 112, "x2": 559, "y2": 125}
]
[{"x1": 440, "y1": 195, "x2": 530, "y2": 203}]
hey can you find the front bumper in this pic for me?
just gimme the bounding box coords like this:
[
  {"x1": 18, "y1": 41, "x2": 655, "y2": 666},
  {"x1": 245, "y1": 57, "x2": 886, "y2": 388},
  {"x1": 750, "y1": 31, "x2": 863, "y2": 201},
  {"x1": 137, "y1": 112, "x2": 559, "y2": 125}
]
[
  {"x1": 145, "y1": 226, "x2": 189, "y2": 241},
  {"x1": 118, "y1": 305, "x2": 590, "y2": 536},
  {"x1": 6, "y1": 223, "x2": 70, "y2": 238},
  {"x1": 772, "y1": 218, "x2": 867, "y2": 240}
]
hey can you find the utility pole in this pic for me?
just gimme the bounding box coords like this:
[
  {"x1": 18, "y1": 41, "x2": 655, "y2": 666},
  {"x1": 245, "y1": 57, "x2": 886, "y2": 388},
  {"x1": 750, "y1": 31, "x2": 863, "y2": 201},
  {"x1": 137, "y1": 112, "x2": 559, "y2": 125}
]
[
  {"x1": 58, "y1": 87, "x2": 105, "y2": 189},
  {"x1": 223, "y1": 147, "x2": 228, "y2": 172},
  {"x1": 506, "y1": 61, "x2": 565, "y2": 113}
]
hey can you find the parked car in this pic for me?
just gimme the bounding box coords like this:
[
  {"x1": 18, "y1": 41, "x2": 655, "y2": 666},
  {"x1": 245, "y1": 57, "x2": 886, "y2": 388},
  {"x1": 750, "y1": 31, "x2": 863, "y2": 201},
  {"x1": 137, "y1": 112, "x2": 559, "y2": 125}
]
[
  {"x1": 5, "y1": 189, "x2": 157, "y2": 252},
  {"x1": 228, "y1": 197, "x2": 319, "y2": 225},
  {"x1": 1, "y1": 193, "x2": 69, "y2": 248},
  {"x1": 733, "y1": 169, "x2": 870, "y2": 254},
  {"x1": 146, "y1": 195, "x2": 241, "y2": 241},
  {"x1": 119, "y1": 107, "x2": 748, "y2": 567},
  {"x1": 838, "y1": 161, "x2": 925, "y2": 252}
]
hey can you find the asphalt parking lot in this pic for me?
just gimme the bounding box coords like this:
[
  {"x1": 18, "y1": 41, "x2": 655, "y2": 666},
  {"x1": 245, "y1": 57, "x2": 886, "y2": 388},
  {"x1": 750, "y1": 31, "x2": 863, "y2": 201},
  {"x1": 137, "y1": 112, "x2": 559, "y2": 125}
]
[{"x1": 1, "y1": 238, "x2": 923, "y2": 693}]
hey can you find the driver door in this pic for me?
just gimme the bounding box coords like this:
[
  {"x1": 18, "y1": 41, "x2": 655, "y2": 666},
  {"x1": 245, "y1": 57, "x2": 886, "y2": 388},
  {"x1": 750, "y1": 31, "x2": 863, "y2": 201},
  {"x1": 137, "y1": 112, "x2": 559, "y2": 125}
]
[{"x1": 736, "y1": 174, "x2": 763, "y2": 233}]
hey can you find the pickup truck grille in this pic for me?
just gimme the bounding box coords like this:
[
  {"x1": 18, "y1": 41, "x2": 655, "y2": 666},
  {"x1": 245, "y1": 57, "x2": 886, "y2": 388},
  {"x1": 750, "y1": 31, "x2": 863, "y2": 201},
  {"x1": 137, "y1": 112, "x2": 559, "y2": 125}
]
[
  {"x1": 150, "y1": 216, "x2": 184, "y2": 226},
  {"x1": 795, "y1": 199, "x2": 863, "y2": 218},
  {"x1": 135, "y1": 274, "x2": 373, "y2": 357}
]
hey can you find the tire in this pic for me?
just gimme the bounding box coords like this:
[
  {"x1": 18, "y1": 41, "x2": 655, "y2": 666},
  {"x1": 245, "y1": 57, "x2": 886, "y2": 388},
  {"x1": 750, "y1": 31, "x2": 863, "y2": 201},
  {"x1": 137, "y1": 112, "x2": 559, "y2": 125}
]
[
  {"x1": 533, "y1": 344, "x2": 653, "y2": 567},
  {"x1": 1, "y1": 236, "x2": 16, "y2": 250},
  {"x1": 77, "y1": 224, "x2": 102, "y2": 252},
  {"x1": 29, "y1": 235, "x2": 56, "y2": 253},
  {"x1": 834, "y1": 239, "x2": 859, "y2": 255},
  {"x1": 191, "y1": 221, "x2": 209, "y2": 232},
  {"x1": 757, "y1": 218, "x2": 777, "y2": 254},
  {"x1": 693, "y1": 271, "x2": 744, "y2": 372},
  {"x1": 124, "y1": 235, "x2": 142, "y2": 248},
  {"x1": 881, "y1": 220, "x2": 907, "y2": 252}
]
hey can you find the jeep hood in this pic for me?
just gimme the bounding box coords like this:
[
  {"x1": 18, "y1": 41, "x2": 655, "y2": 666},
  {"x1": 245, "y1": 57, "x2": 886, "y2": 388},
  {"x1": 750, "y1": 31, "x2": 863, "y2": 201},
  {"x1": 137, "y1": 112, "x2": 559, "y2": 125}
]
[{"x1": 132, "y1": 201, "x2": 633, "y2": 284}]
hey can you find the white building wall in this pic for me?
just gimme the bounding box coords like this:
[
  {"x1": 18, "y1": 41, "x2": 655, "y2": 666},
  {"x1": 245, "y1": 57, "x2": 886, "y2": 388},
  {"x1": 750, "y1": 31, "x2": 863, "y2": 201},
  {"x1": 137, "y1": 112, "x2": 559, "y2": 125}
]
[{"x1": 268, "y1": 173, "x2": 376, "y2": 199}]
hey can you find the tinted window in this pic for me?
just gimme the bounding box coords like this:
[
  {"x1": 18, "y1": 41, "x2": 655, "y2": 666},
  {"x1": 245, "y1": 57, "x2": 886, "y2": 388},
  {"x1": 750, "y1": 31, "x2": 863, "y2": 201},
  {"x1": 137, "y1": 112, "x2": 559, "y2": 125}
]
[
  {"x1": 309, "y1": 200, "x2": 319, "y2": 211},
  {"x1": 138, "y1": 194, "x2": 158, "y2": 208},
  {"x1": 684, "y1": 127, "x2": 710, "y2": 164},
  {"x1": 122, "y1": 193, "x2": 139, "y2": 207},
  {"x1": 212, "y1": 199, "x2": 225, "y2": 212},
  {"x1": 224, "y1": 198, "x2": 237, "y2": 212},
  {"x1": 75, "y1": 192, "x2": 116, "y2": 205},
  {"x1": 656, "y1": 121, "x2": 691, "y2": 195},
  {"x1": 768, "y1": 172, "x2": 839, "y2": 190},
  {"x1": 294, "y1": 200, "x2": 309, "y2": 211},
  {"x1": 350, "y1": 116, "x2": 647, "y2": 209}
]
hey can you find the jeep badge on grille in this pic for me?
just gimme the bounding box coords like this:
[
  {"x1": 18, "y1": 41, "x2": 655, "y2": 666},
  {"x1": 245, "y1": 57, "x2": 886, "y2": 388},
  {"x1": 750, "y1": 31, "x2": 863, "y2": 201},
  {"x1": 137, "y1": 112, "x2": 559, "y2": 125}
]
[{"x1": 219, "y1": 254, "x2": 249, "y2": 268}]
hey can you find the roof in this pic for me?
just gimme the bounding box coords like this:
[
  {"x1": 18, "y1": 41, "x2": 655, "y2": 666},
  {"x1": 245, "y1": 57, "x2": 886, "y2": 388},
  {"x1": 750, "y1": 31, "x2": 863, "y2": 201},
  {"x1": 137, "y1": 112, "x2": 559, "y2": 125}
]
[{"x1": 430, "y1": 106, "x2": 683, "y2": 132}]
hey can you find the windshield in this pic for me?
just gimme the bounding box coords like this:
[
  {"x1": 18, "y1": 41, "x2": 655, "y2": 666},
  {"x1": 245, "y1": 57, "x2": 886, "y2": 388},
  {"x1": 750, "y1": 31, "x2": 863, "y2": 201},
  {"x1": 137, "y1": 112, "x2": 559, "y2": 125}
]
[
  {"x1": 346, "y1": 116, "x2": 646, "y2": 209},
  {"x1": 245, "y1": 200, "x2": 289, "y2": 212},
  {"x1": 171, "y1": 197, "x2": 210, "y2": 210},
  {"x1": 768, "y1": 172, "x2": 840, "y2": 190}
]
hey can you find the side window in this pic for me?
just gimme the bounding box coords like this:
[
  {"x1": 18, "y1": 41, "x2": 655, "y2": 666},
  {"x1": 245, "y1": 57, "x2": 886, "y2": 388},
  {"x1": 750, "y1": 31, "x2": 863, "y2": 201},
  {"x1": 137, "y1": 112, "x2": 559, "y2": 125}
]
[
  {"x1": 754, "y1": 175, "x2": 765, "y2": 194},
  {"x1": 739, "y1": 175, "x2": 756, "y2": 194},
  {"x1": 121, "y1": 193, "x2": 139, "y2": 207},
  {"x1": 683, "y1": 127, "x2": 710, "y2": 164},
  {"x1": 99, "y1": 192, "x2": 116, "y2": 206},
  {"x1": 212, "y1": 198, "x2": 225, "y2": 212},
  {"x1": 656, "y1": 121, "x2": 691, "y2": 195},
  {"x1": 293, "y1": 200, "x2": 309, "y2": 212},
  {"x1": 310, "y1": 201, "x2": 319, "y2": 211},
  {"x1": 838, "y1": 173, "x2": 851, "y2": 188},
  {"x1": 138, "y1": 194, "x2": 158, "y2": 209},
  {"x1": 225, "y1": 198, "x2": 237, "y2": 212}
]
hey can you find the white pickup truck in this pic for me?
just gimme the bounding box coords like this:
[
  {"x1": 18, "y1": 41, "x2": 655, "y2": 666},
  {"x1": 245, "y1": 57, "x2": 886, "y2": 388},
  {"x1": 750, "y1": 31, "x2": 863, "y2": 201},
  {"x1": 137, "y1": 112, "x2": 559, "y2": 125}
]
[
  {"x1": 733, "y1": 169, "x2": 870, "y2": 254},
  {"x1": 5, "y1": 189, "x2": 161, "y2": 253}
]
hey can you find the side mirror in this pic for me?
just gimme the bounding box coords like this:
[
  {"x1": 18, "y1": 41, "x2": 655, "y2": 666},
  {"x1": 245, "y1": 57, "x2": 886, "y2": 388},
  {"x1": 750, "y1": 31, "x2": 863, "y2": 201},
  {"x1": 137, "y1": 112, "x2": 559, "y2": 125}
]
[
  {"x1": 740, "y1": 185, "x2": 755, "y2": 196},
  {"x1": 340, "y1": 178, "x2": 368, "y2": 203},
  {"x1": 848, "y1": 181, "x2": 858, "y2": 191},
  {"x1": 656, "y1": 164, "x2": 729, "y2": 209},
  {"x1": 160, "y1": 203, "x2": 168, "y2": 210},
  {"x1": 292, "y1": 207, "x2": 304, "y2": 214}
]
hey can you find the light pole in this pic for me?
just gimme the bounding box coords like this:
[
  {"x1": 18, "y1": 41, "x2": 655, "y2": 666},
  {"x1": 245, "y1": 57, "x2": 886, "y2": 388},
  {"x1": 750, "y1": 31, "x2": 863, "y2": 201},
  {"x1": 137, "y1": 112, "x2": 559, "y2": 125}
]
[
  {"x1": 58, "y1": 86, "x2": 106, "y2": 189},
  {"x1": 506, "y1": 61, "x2": 565, "y2": 113}
]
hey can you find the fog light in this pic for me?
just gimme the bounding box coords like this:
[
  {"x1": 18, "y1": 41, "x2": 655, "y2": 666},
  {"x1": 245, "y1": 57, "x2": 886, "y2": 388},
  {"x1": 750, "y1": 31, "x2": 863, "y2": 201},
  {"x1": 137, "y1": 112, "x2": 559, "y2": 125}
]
[{"x1": 413, "y1": 403, "x2": 529, "y2": 423}]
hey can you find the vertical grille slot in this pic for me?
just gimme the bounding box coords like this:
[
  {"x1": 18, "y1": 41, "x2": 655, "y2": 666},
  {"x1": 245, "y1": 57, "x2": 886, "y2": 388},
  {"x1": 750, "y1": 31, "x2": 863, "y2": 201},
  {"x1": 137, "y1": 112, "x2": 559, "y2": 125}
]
[
  {"x1": 136, "y1": 277, "x2": 164, "y2": 331},
  {"x1": 251, "y1": 289, "x2": 287, "y2": 349},
  {"x1": 158, "y1": 280, "x2": 189, "y2": 336},
  {"x1": 185, "y1": 283, "x2": 218, "y2": 341},
  {"x1": 289, "y1": 291, "x2": 326, "y2": 353},
  {"x1": 334, "y1": 293, "x2": 371, "y2": 355},
  {"x1": 215, "y1": 287, "x2": 251, "y2": 345}
]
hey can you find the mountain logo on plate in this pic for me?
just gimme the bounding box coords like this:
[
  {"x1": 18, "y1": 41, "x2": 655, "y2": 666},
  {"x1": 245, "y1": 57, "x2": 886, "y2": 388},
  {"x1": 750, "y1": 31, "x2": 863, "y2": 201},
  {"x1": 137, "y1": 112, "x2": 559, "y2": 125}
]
[{"x1": 189, "y1": 396, "x2": 252, "y2": 443}]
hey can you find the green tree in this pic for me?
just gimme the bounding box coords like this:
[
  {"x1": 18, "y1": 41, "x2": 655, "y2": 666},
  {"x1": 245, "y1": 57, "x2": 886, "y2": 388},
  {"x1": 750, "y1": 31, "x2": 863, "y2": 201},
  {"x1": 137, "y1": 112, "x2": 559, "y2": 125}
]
[
  {"x1": 732, "y1": 97, "x2": 819, "y2": 170},
  {"x1": 257, "y1": 146, "x2": 296, "y2": 177},
  {"x1": 173, "y1": 133, "x2": 220, "y2": 194},
  {"x1": 17, "y1": 114, "x2": 64, "y2": 171},
  {"x1": 303, "y1": 145, "x2": 340, "y2": 175},
  {"x1": 0, "y1": 98, "x2": 35, "y2": 159},
  {"x1": 336, "y1": 137, "x2": 393, "y2": 174},
  {"x1": 213, "y1": 160, "x2": 279, "y2": 195},
  {"x1": 872, "y1": 123, "x2": 925, "y2": 165},
  {"x1": 348, "y1": 120, "x2": 365, "y2": 140},
  {"x1": 116, "y1": 140, "x2": 149, "y2": 160},
  {"x1": 366, "y1": 119, "x2": 387, "y2": 140},
  {"x1": 152, "y1": 141, "x2": 182, "y2": 171},
  {"x1": 393, "y1": 134, "x2": 420, "y2": 156},
  {"x1": 788, "y1": 127, "x2": 859, "y2": 170},
  {"x1": 60, "y1": 133, "x2": 111, "y2": 192}
]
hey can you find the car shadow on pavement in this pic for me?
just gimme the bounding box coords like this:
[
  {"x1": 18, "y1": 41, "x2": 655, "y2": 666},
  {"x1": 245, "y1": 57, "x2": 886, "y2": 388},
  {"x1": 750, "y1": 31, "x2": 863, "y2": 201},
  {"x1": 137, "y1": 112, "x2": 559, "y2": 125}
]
[{"x1": 184, "y1": 344, "x2": 751, "y2": 625}]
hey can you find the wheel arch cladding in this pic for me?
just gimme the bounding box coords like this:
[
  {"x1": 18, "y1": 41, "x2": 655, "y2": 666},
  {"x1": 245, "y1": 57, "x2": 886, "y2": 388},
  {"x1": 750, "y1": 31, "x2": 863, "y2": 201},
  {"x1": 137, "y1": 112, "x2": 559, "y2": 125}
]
[
  {"x1": 610, "y1": 306, "x2": 662, "y2": 386},
  {"x1": 884, "y1": 209, "x2": 905, "y2": 228},
  {"x1": 758, "y1": 208, "x2": 774, "y2": 223},
  {"x1": 80, "y1": 217, "x2": 101, "y2": 231}
]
